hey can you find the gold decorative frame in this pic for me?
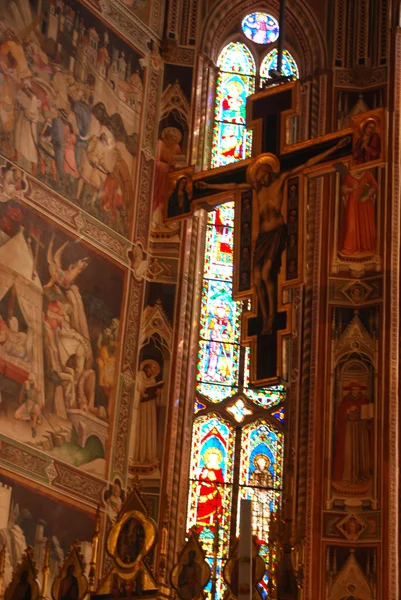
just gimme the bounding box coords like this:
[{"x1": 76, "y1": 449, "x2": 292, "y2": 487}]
[
  {"x1": 170, "y1": 529, "x2": 211, "y2": 599},
  {"x1": 4, "y1": 547, "x2": 40, "y2": 600},
  {"x1": 51, "y1": 543, "x2": 88, "y2": 600},
  {"x1": 164, "y1": 166, "x2": 195, "y2": 223},
  {"x1": 222, "y1": 538, "x2": 266, "y2": 599},
  {"x1": 107, "y1": 508, "x2": 157, "y2": 570}
]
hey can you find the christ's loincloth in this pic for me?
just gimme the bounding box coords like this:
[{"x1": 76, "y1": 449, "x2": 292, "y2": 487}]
[{"x1": 253, "y1": 224, "x2": 288, "y2": 276}]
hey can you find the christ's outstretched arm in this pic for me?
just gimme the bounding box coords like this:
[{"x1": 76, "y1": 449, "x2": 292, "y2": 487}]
[
  {"x1": 284, "y1": 136, "x2": 350, "y2": 180},
  {"x1": 195, "y1": 181, "x2": 251, "y2": 191}
]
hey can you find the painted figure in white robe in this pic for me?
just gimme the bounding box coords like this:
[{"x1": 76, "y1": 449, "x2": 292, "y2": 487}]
[
  {"x1": 13, "y1": 79, "x2": 41, "y2": 176},
  {"x1": 77, "y1": 133, "x2": 109, "y2": 207},
  {"x1": 14, "y1": 373, "x2": 41, "y2": 437},
  {"x1": 130, "y1": 359, "x2": 163, "y2": 465}
]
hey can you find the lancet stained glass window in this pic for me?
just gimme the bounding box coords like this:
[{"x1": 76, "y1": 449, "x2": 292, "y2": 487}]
[
  {"x1": 212, "y1": 42, "x2": 299, "y2": 169},
  {"x1": 212, "y1": 43, "x2": 255, "y2": 168},
  {"x1": 260, "y1": 48, "x2": 299, "y2": 85},
  {"x1": 187, "y1": 203, "x2": 286, "y2": 599}
]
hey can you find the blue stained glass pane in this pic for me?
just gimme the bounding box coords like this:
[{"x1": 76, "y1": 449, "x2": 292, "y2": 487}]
[
  {"x1": 208, "y1": 203, "x2": 235, "y2": 228},
  {"x1": 215, "y1": 72, "x2": 253, "y2": 125},
  {"x1": 198, "y1": 341, "x2": 240, "y2": 389},
  {"x1": 260, "y1": 48, "x2": 299, "y2": 83},
  {"x1": 270, "y1": 406, "x2": 285, "y2": 423},
  {"x1": 196, "y1": 382, "x2": 234, "y2": 403},
  {"x1": 187, "y1": 415, "x2": 235, "y2": 600},
  {"x1": 243, "y1": 349, "x2": 285, "y2": 408},
  {"x1": 200, "y1": 280, "x2": 241, "y2": 344},
  {"x1": 194, "y1": 399, "x2": 207, "y2": 414},
  {"x1": 217, "y1": 42, "x2": 256, "y2": 75},
  {"x1": 204, "y1": 224, "x2": 234, "y2": 282},
  {"x1": 241, "y1": 12, "x2": 279, "y2": 45},
  {"x1": 211, "y1": 122, "x2": 252, "y2": 168},
  {"x1": 237, "y1": 420, "x2": 283, "y2": 553},
  {"x1": 240, "y1": 421, "x2": 284, "y2": 491},
  {"x1": 203, "y1": 557, "x2": 226, "y2": 600}
]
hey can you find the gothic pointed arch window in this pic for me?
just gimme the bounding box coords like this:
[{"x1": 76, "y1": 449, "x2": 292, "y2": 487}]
[
  {"x1": 185, "y1": 17, "x2": 299, "y2": 599},
  {"x1": 260, "y1": 48, "x2": 299, "y2": 86},
  {"x1": 211, "y1": 42, "x2": 256, "y2": 168},
  {"x1": 211, "y1": 31, "x2": 299, "y2": 169},
  {"x1": 186, "y1": 202, "x2": 285, "y2": 599}
]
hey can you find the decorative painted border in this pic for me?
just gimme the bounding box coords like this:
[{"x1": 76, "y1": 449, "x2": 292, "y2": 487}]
[
  {"x1": 0, "y1": 436, "x2": 105, "y2": 505},
  {"x1": 202, "y1": 0, "x2": 326, "y2": 74},
  {"x1": 84, "y1": 0, "x2": 158, "y2": 51},
  {"x1": 0, "y1": 155, "x2": 131, "y2": 265},
  {"x1": 163, "y1": 216, "x2": 203, "y2": 576},
  {"x1": 303, "y1": 176, "x2": 324, "y2": 599},
  {"x1": 335, "y1": 66, "x2": 387, "y2": 87},
  {"x1": 388, "y1": 28, "x2": 401, "y2": 600}
]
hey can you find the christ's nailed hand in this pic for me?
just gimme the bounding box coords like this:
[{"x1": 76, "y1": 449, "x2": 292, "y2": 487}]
[{"x1": 195, "y1": 181, "x2": 208, "y2": 189}]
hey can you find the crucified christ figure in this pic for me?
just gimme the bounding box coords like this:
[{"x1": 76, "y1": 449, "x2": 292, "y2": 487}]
[{"x1": 197, "y1": 137, "x2": 348, "y2": 334}]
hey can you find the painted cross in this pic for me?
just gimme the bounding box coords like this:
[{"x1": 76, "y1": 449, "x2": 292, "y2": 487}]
[{"x1": 166, "y1": 81, "x2": 378, "y2": 385}]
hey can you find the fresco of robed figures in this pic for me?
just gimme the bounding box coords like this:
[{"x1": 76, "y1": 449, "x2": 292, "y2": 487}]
[
  {"x1": 352, "y1": 114, "x2": 383, "y2": 167},
  {"x1": 0, "y1": 194, "x2": 124, "y2": 476},
  {"x1": 129, "y1": 283, "x2": 176, "y2": 477},
  {"x1": 151, "y1": 65, "x2": 193, "y2": 239},
  {"x1": 0, "y1": 473, "x2": 94, "y2": 594},
  {"x1": 334, "y1": 164, "x2": 379, "y2": 269},
  {"x1": 0, "y1": 0, "x2": 144, "y2": 237},
  {"x1": 117, "y1": 0, "x2": 151, "y2": 26},
  {"x1": 330, "y1": 307, "x2": 378, "y2": 506},
  {"x1": 325, "y1": 546, "x2": 377, "y2": 600}
]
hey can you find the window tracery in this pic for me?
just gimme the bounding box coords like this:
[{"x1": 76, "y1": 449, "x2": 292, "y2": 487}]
[
  {"x1": 212, "y1": 42, "x2": 299, "y2": 168},
  {"x1": 187, "y1": 203, "x2": 285, "y2": 598}
]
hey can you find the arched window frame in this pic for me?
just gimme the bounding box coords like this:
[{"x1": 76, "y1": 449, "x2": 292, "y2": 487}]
[
  {"x1": 186, "y1": 200, "x2": 286, "y2": 599},
  {"x1": 184, "y1": 17, "x2": 300, "y2": 600},
  {"x1": 211, "y1": 33, "x2": 300, "y2": 167}
]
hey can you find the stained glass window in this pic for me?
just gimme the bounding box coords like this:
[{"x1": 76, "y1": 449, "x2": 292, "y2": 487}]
[
  {"x1": 212, "y1": 43, "x2": 255, "y2": 168},
  {"x1": 187, "y1": 202, "x2": 285, "y2": 599},
  {"x1": 241, "y1": 12, "x2": 279, "y2": 45},
  {"x1": 260, "y1": 48, "x2": 299, "y2": 85}
]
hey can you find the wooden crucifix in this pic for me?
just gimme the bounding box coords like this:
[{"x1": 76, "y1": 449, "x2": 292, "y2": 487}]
[{"x1": 166, "y1": 81, "x2": 359, "y2": 385}]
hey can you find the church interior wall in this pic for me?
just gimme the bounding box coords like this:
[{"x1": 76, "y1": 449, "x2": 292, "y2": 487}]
[{"x1": 0, "y1": 0, "x2": 399, "y2": 597}]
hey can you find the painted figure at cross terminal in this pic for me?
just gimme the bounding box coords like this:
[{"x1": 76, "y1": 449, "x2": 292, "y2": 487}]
[{"x1": 353, "y1": 118, "x2": 381, "y2": 165}]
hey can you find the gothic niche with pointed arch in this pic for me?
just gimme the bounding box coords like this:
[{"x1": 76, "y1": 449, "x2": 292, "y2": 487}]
[
  {"x1": 327, "y1": 306, "x2": 378, "y2": 510},
  {"x1": 128, "y1": 282, "x2": 176, "y2": 511}
]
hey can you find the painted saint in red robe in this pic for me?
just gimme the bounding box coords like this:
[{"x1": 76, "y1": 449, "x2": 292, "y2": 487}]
[
  {"x1": 338, "y1": 170, "x2": 377, "y2": 256},
  {"x1": 332, "y1": 381, "x2": 373, "y2": 486},
  {"x1": 196, "y1": 449, "x2": 224, "y2": 531},
  {"x1": 353, "y1": 119, "x2": 381, "y2": 165}
]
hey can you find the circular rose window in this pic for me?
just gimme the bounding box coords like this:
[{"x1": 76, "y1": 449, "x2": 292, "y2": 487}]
[{"x1": 241, "y1": 12, "x2": 279, "y2": 45}]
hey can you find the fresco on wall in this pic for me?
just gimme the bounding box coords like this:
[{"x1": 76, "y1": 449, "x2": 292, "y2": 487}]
[
  {"x1": 128, "y1": 283, "x2": 176, "y2": 519},
  {"x1": 329, "y1": 307, "x2": 378, "y2": 509},
  {"x1": 0, "y1": 191, "x2": 125, "y2": 476},
  {"x1": 336, "y1": 89, "x2": 384, "y2": 130},
  {"x1": 325, "y1": 546, "x2": 377, "y2": 599},
  {"x1": 104, "y1": 478, "x2": 125, "y2": 524},
  {"x1": 117, "y1": 0, "x2": 151, "y2": 26},
  {"x1": 0, "y1": 473, "x2": 94, "y2": 591},
  {"x1": 333, "y1": 165, "x2": 380, "y2": 275},
  {"x1": 151, "y1": 65, "x2": 193, "y2": 239},
  {"x1": 0, "y1": 0, "x2": 144, "y2": 238}
]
